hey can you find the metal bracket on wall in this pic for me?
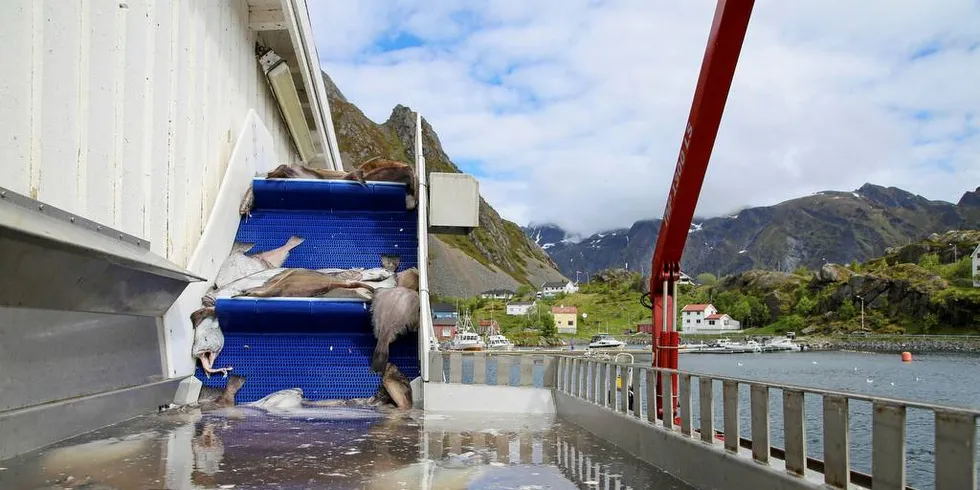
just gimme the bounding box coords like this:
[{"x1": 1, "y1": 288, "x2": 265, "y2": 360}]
[{"x1": 0, "y1": 186, "x2": 150, "y2": 250}]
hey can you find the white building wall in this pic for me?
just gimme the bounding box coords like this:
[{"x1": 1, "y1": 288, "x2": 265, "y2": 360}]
[
  {"x1": 0, "y1": 0, "x2": 300, "y2": 268},
  {"x1": 973, "y1": 245, "x2": 980, "y2": 287}
]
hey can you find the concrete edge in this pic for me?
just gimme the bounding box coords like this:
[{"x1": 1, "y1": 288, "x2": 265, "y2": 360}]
[
  {"x1": 424, "y1": 383, "x2": 555, "y2": 414},
  {"x1": 0, "y1": 378, "x2": 183, "y2": 460},
  {"x1": 554, "y1": 391, "x2": 823, "y2": 490}
]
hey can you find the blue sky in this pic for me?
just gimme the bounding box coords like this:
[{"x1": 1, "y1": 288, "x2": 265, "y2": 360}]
[{"x1": 309, "y1": 0, "x2": 980, "y2": 236}]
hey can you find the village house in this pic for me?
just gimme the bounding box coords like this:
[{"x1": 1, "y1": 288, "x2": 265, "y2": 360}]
[
  {"x1": 477, "y1": 319, "x2": 501, "y2": 336},
  {"x1": 431, "y1": 302, "x2": 458, "y2": 321},
  {"x1": 506, "y1": 300, "x2": 536, "y2": 316},
  {"x1": 973, "y1": 244, "x2": 980, "y2": 287},
  {"x1": 681, "y1": 303, "x2": 741, "y2": 333},
  {"x1": 539, "y1": 280, "x2": 578, "y2": 298},
  {"x1": 552, "y1": 305, "x2": 578, "y2": 334},
  {"x1": 433, "y1": 317, "x2": 457, "y2": 342},
  {"x1": 480, "y1": 289, "x2": 515, "y2": 300}
]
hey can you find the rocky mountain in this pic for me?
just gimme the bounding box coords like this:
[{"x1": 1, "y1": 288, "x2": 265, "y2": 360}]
[
  {"x1": 321, "y1": 72, "x2": 567, "y2": 297},
  {"x1": 525, "y1": 185, "x2": 980, "y2": 279}
]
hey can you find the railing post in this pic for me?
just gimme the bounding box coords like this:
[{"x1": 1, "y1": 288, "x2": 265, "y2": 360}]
[
  {"x1": 783, "y1": 389, "x2": 807, "y2": 477},
  {"x1": 679, "y1": 373, "x2": 692, "y2": 435},
  {"x1": 519, "y1": 354, "x2": 534, "y2": 386},
  {"x1": 632, "y1": 365, "x2": 642, "y2": 419},
  {"x1": 872, "y1": 401, "x2": 906, "y2": 490},
  {"x1": 592, "y1": 360, "x2": 602, "y2": 404},
  {"x1": 750, "y1": 384, "x2": 770, "y2": 464},
  {"x1": 647, "y1": 368, "x2": 658, "y2": 424},
  {"x1": 619, "y1": 365, "x2": 630, "y2": 413},
  {"x1": 823, "y1": 394, "x2": 850, "y2": 489},
  {"x1": 723, "y1": 380, "x2": 739, "y2": 453},
  {"x1": 543, "y1": 355, "x2": 557, "y2": 388},
  {"x1": 935, "y1": 410, "x2": 977, "y2": 490},
  {"x1": 497, "y1": 355, "x2": 511, "y2": 386},
  {"x1": 662, "y1": 370, "x2": 675, "y2": 429},
  {"x1": 449, "y1": 352, "x2": 462, "y2": 383},
  {"x1": 473, "y1": 353, "x2": 487, "y2": 385},
  {"x1": 699, "y1": 377, "x2": 714, "y2": 444},
  {"x1": 571, "y1": 358, "x2": 580, "y2": 397}
]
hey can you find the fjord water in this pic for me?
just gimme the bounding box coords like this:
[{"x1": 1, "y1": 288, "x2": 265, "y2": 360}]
[{"x1": 676, "y1": 350, "x2": 980, "y2": 489}]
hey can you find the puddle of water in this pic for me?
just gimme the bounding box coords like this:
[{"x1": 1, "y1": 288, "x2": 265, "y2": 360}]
[{"x1": 0, "y1": 407, "x2": 693, "y2": 489}]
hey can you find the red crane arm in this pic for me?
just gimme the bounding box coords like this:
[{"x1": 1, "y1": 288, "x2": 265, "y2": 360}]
[
  {"x1": 649, "y1": 0, "x2": 755, "y2": 293},
  {"x1": 650, "y1": 0, "x2": 755, "y2": 418}
]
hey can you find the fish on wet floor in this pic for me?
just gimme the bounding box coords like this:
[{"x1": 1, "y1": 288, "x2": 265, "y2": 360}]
[
  {"x1": 212, "y1": 235, "x2": 305, "y2": 290},
  {"x1": 365, "y1": 453, "x2": 489, "y2": 489}
]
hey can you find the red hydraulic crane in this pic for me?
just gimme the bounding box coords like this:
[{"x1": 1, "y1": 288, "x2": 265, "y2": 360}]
[{"x1": 650, "y1": 0, "x2": 755, "y2": 417}]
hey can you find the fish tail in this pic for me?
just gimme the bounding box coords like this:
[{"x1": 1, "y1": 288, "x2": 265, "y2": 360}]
[{"x1": 371, "y1": 340, "x2": 390, "y2": 373}]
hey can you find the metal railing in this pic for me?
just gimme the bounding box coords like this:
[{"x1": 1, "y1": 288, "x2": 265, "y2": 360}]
[
  {"x1": 555, "y1": 356, "x2": 979, "y2": 490},
  {"x1": 427, "y1": 351, "x2": 557, "y2": 388}
]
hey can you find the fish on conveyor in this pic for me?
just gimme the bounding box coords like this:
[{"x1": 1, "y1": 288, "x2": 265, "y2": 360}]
[
  {"x1": 239, "y1": 163, "x2": 349, "y2": 216},
  {"x1": 212, "y1": 235, "x2": 305, "y2": 289},
  {"x1": 190, "y1": 307, "x2": 233, "y2": 377},
  {"x1": 369, "y1": 268, "x2": 421, "y2": 373},
  {"x1": 203, "y1": 254, "x2": 402, "y2": 306},
  {"x1": 343, "y1": 158, "x2": 418, "y2": 210},
  {"x1": 232, "y1": 269, "x2": 378, "y2": 299}
]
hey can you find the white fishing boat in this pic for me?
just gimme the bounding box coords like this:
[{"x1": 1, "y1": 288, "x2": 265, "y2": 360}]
[
  {"x1": 485, "y1": 334, "x2": 514, "y2": 351},
  {"x1": 449, "y1": 311, "x2": 485, "y2": 351},
  {"x1": 766, "y1": 337, "x2": 803, "y2": 352},
  {"x1": 588, "y1": 334, "x2": 626, "y2": 350}
]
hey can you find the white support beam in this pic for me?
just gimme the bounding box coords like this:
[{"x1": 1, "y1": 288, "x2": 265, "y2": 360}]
[
  {"x1": 249, "y1": 8, "x2": 287, "y2": 31},
  {"x1": 279, "y1": 0, "x2": 343, "y2": 170}
]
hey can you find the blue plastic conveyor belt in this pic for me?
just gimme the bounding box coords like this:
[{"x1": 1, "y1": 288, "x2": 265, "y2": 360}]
[{"x1": 196, "y1": 178, "x2": 420, "y2": 403}]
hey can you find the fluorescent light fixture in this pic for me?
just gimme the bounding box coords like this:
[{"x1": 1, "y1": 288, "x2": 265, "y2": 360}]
[{"x1": 256, "y1": 44, "x2": 317, "y2": 163}]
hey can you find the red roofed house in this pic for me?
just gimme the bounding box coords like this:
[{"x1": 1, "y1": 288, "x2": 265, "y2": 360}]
[
  {"x1": 681, "y1": 303, "x2": 740, "y2": 333},
  {"x1": 552, "y1": 305, "x2": 578, "y2": 334}
]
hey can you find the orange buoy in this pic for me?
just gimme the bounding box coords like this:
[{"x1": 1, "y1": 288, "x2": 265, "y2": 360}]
[{"x1": 901, "y1": 351, "x2": 912, "y2": 362}]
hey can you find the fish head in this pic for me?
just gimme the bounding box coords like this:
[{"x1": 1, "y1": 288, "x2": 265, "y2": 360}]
[{"x1": 381, "y1": 254, "x2": 401, "y2": 272}]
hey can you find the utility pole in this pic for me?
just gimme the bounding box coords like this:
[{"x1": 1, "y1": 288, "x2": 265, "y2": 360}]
[{"x1": 856, "y1": 295, "x2": 865, "y2": 330}]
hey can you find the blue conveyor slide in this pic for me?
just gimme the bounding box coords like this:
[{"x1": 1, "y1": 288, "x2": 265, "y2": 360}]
[{"x1": 195, "y1": 178, "x2": 419, "y2": 403}]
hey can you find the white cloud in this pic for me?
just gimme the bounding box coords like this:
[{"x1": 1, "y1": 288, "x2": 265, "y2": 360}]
[{"x1": 308, "y1": 0, "x2": 980, "y2": 236}]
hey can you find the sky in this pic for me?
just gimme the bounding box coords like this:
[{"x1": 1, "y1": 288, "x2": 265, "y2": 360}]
[{"x1": 309, "y1": 0, "x2": 980, "y2": 237}]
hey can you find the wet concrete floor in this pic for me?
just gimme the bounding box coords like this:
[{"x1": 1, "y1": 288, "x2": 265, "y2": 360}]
[{"x1": 0, "y1": 406, "x2": 693, "y2": 489}]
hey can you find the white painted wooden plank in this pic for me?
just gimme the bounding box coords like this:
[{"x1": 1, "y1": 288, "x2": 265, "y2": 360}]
[
  {"x1": 39, "y1": 1, "x2": 83, "y2": 211},
  {"x1": 147, "y1": 0, "x2": 175, "y2": 258},
  {"x1": 111, "y1": 3, "x2": 130, "y2": 232},
  {"x1": 199, "y1": 0, "x2": 220, "y2": 236},
  {"x1": 169, "y1": 0, "x2": 193, "y2": 264},
  {"x1": 122, "y1": 0, "x2": 150, "y2": 239},
  {"x1": 84, "y1": 0, "x2": 117, "y2": 227},
  {"x1": 179, "y1": 1, "x2": 205, "y2": 264},
  {"x1": 0, "y1": 1, "x2": 34, "y2": 196},
  {"x1": 29, "y1": 1, "x2": 44, "y2": 201},
  {"x1": 164, "y1": 110, "x2": 278, "y2": 377}
]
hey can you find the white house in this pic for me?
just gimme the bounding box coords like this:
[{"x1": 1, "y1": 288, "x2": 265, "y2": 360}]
[
  {"x1": 480, "y1": 289, "x2": 515, "y2": 300},
  {"x1": 681, "y1": 304, "x2": 742, "y2": 333},
  {"x1": 682, "y1": 304, "x2": 716, "y2": 328},
  {"x1": 973, "y1": 244, "x2": 980, "y2": 287},
  {"x1": 704, "y1": 313, "x2": 741, "y2": 331},
  {"x1": 506, "y1": 301, "x2": 536, "y2": 316},
  {"x1": 539, "y1": 280, "x2": 578, "y2": 298}
]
